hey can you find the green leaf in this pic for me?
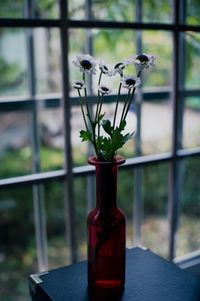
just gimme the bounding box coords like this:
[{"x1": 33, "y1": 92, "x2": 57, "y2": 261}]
[
  {"x1": 79, "y1": 130, "x2": 92, "y2": 142},
  {"x1": 102, "y1": 119, "x2": 113, "y2": 136},
  {"x1": 119, "y1": 120, "x2": 126, "y2": 131}
]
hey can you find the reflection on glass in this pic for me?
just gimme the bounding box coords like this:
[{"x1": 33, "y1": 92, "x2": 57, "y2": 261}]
[
  {"x1": 0, "y1": 111, "x2": 32, "y2": 179},
  {"x1": 176, "y1": 157, "x2": 200, "y2": 257},
  {"x1": 0, "y1": 186, "x2": 36, "y2": 301},
  {"x1": 34, "y1": 28, "x2": 61, "y2": 94},
  {"x1": 186, "y1": 0, "x2": 200, "y2": 25},
  {"x1": 183, "y1": 97, "x2": 200, "y2": 149},
  {"x1": 185, "y1": 32, "x2": 200, "y2": 89},
  {"x1": 0, "y1": 29, "x2": 28, "y2": 97},
  {"x1": 143, "y1": 0, "x2": 172, "y2": 23},
  {"x1": 142, "y1": 163, "x2": 169, "y2": 258}
]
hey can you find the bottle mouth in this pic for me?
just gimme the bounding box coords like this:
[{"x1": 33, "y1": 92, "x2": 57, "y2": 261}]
[{"x1": 88, "y1": 156, "x2": 125, "y2": 166}]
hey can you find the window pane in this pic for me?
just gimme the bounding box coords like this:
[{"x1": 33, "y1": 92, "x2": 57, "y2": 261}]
[
  {"x1": 185, "y1": 32, "x2": 200, "y2": 89},
  {"x1": 74, "y1": 176, "x2": 87, "y2": 260},
  {"x1": 68, "y1": 0, "x2": 85, "y2": 20},
  {"x1": 0, "y1": 1, "x2": 24, "y2": 18},
  {"x1": 176, "y1": 157, "x2": 200, "y2": 257},
  {"x1": 0, "y1": 29, "x2": 28, "y2": 97},
  {"x1": 118, "y1": 168, "x2": 134, "y2": 247},
  {"x1": 34, "y1": 28, "x2": 61, "y2": 95},
  {"x1": 92, "y1": 0, "x2": 136, "y2": 22},
  {"x1": 0, "y1": 110, "x2": 32, "y2": 179},
  {"x1": 143, "y1": 0, "x2": 172, "y2": 23},
  {"x1": 186, "y1": 0, "x2": 200, "y2": 25},
  {"x1": 44, "y1": 181, "x2": 70, "y2": 268},
  {"x1": 143, "y1": 31, "x2": 173, "y2": 88},
  {"x1": 183, "y1": 97, "x2": 200, "y2": 149},
  {"x1": 39, "y1": 102, "x2": 64, "y2": 172},
  {"x1": 141, "y1": 96, "x2": 172, "y2": 155},
  {"x1": 142, "y1": 163, "x2": 169, "y2": 258},
  {"x1": 34, "y1": 0, "x2": 59, "y2": 19},
  {"x1": 0, "y1": 186, "x2": 36, "y2": 301}
]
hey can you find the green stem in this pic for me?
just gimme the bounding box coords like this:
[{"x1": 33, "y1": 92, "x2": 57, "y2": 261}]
[
  {"x1": 82, "y1": 73, "x2": 98, "y2": 155},
  {"x1": 121, "y1": 87, "x2": 136, "y2": 123},
  {"x1": 113, "y1": 82, "x2": 122, "y2": 129},
  {"x1": 98, "y1": 94, "x2": 103, "y2": 139},
  {"x1": 119, "y1": 89, "x2": 131, "y2": 125},
  {"x1": 95, "y1": 71, "x2": 103, "y2": 123},
  {"x1": 78, "y1": 89, "x2": 89, "y2": 132}
]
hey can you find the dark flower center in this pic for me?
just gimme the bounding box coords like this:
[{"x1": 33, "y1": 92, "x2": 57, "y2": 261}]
[
  {"x1": 80, "y1": 59, "x2": 92, "y2": 70},
  {"x1": 114, "y1": 62, "x2": 124, "y2": 70},
  {"x1": 126, "y1": 78, "x2": 136, "y2": 86},
  {"x1": 101, "y1": 86, "x2": 109, "y2": 92},
  {"x1": 100, "y1": 65, "x2": 108, "y2": 72},
  {"x1": 136, "y1": 54, "x2": 149, "y2": 63}
]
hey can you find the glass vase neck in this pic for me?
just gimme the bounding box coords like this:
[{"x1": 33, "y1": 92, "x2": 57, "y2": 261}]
[{"x1": 88, "y1": 156, "x2": 125, "y2": 211}]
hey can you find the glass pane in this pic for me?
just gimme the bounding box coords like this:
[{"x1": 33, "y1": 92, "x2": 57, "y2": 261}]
[
  {"x1": 0, "y1": 28, "x2": 28, "y2": 97},
  {"x1": 186, "y1": 0, "x2": 200, "y2": 25},
  {"x1": 141, "y1": 95, "x2": 172, "y2": 155},
  {"x1": 68, "y1": 0, "x2": 85, "y2": 20},
  {"x1": 142, "y1": 163, "x2": 169, "y2": 258},
  {"x1": 185, "y1": 32, "x2": 200, "y2": 89},
  {"x1": 74, "y1": 176, "x2": 87, "y2": 260},
  {"x1": 183, "y1": 97, "x2": 200, "y2": 149},
  {"x1": 0, "y1": 1, "x2": 24, "y2": 18},
  {"x1": 39, "y1": 102, "x2": 64, "y2": 172},
  {"x1": 143, "y1": 31, "x2": 173, "y2": 88},
  {"x1": 34, "y1": 28, "x2": 61, "y2": 95},
  {"x1": 143, "y1": 0, "x2": 172, "y2": 23},
  {"x1": 176, "y1": 157, "x2": 200, "y2": 257},
  {"x1": 92, "y1": 0, "x2": 136, "y2": 22},
  {"x1": 44, "y1": 181, "x2": 70, "y2": 268},
  {"x1": 118, "y1": 168, "x2": 134, "y2": 247},
  {"x1": 0, "y1": 110, "x2": 32, "y2": 179},
  {"x1": 34, "y1": 0, "x2": 59, "y2": 19},
  {"x1": 0, "y1": 186, "x2": 36, "y2": 301}
]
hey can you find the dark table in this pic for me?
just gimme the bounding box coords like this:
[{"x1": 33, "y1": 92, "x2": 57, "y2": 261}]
[{"x1": 29, "y1": 247, "x2": 200, "y2": 301}]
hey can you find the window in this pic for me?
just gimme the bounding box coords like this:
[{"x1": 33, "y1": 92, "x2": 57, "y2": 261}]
[{"x1": 0, "y1": 1, "x2": 200, "y2": 300}]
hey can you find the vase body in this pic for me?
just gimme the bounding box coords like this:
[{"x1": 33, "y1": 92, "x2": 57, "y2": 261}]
[{"x1": 87, "y1": 156, "x2": 126, "y2": 292}]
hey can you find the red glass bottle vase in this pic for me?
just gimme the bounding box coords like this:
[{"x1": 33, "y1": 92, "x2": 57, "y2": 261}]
[{"x1": 87, "y1": 156, "x2": 126, "y2": 291}]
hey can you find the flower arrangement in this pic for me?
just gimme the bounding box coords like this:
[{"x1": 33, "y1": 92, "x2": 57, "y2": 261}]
[{"x1": 73, "y1": 53, "x2": 155, "y2": 162}]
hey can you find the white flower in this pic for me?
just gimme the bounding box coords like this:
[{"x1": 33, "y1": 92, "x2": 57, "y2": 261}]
[
  {"x1": 98, "y1": 84, "x2": 112, "y2": 95},
  {"x1": 73, "y1": 54, "x2": 97, "y2": 74},
  {"x1": 73, "y1": 80, "x2": 85, "y2": 90},
  {"x1": 112, "y1": 59, "x2": 130, "y2": 76},
  {"x1": 121, "y1": 75, "x2": 141, "y2": 89},
  {"x1": 99, "y1": 62, "x2": 113, "y2": 77},
  {"x1": 131, "y1": 54, "x2": 155, "y2": 70}
]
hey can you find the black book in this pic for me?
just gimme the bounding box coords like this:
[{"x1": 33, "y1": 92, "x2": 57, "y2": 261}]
[{"x1": 29, "y1": 247, "x2": 200, "y2": 301}]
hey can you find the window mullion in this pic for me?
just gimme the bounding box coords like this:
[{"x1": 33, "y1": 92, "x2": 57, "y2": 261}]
[
  {"x1": 133, "y1": 0, "x2": 143, "y2": 247},
  {"x1": 168, "y1": 0, "x2": 182, "y2": 260},
  {"x1": 59, "y1": 0, "x2": 77, "y2": 263}
]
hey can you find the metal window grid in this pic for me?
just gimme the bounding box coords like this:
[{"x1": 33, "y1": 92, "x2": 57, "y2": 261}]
[{"x1": 0, "y1": 0, "x2": 200, "y2": 271}]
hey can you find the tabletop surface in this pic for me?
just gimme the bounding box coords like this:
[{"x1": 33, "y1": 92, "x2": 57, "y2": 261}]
[{"x1": 29, "y1": 247, "x2": 200, "y2": 301}]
